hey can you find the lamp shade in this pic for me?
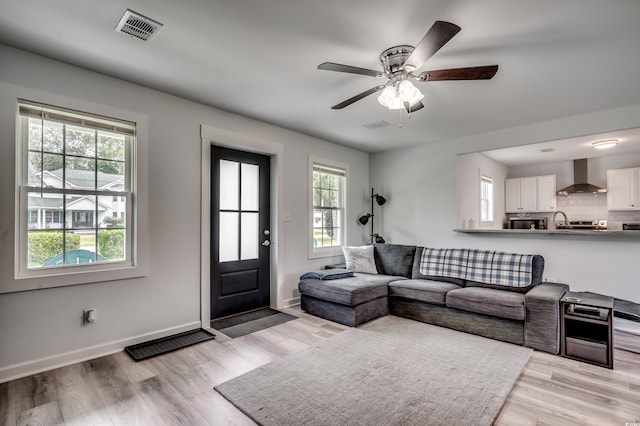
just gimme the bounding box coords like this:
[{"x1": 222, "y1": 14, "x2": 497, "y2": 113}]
[
  {"x1": 374, "y1": 194, "x2": 386, "y2": 205},
  {"x1": 358, "y1": 214, "x2": 371, "y2": 225},
  {"x1": 374, "y1": 234, "x2": 386, "y2": 243}
]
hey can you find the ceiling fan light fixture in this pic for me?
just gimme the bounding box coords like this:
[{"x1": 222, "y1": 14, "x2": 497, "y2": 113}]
[
  {"x1": 378, "y1": 81, "x2": 424, "y2": 110},
  {"x1": 398, "y1": 80, "x2": 414, "y2": 98},
  {"x1": 592, "y1": 139, "x2": 618, "y2": 149},
  {"x1": 377, "y1": 86, "x2": 397, "y2": 107},
  {"x1": 389, "y1": 96, "x2": 405, "y2": 110}
]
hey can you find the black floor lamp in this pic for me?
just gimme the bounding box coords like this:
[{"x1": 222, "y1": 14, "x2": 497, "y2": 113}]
[{"x1": 358, "y1": 188, "x2": 387, "y2": 244}]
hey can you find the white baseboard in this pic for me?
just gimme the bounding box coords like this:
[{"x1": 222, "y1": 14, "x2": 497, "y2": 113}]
[
  {"x1": 0, "y1": 321, "x2": 200, "y2": 384},
  {"x1": 280, "y1": 297, "x2": 300, "y2": 309}
]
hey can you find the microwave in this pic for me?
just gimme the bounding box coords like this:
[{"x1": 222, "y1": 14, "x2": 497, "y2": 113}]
[{"x1": 510, "y1": 217, "x2": 547, "y2": 230}]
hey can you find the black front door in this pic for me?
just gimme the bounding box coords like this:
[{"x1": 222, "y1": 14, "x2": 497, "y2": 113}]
[{"x1": 211, "y1": 146, "x2": 271, "y2": 319}]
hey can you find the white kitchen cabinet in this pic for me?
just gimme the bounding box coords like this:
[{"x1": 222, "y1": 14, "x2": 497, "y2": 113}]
[
  {"x1": 505, "y1": 175, "x2": 556, "y2": 213},
  {"x1": 536, "y1": 174, "x2": 557, "y2": 212},
  {"x1": 607, "y1": 167, "x2": 639, "y2": 211}
]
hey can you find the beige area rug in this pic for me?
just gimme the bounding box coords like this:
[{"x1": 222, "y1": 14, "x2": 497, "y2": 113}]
[{"x1": 215, "y1": 316, "x2": 532, "y2": 426}]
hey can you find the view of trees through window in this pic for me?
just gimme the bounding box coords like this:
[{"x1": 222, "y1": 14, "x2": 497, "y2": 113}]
[
  {"x1": 22, "y1": 103, "x2": 133, "y2": 269},
  {"x1": 312, "y1": 164, "x2": 345, "y2": 249}
]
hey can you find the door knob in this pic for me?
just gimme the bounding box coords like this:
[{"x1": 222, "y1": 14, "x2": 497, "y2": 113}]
[{"x1": 261, "y1": 240, "x2": 271, "y2": 247}]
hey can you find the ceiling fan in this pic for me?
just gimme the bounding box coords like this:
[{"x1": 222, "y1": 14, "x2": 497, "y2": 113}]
[{"x1": 318, "y1": 21, "x2": 498, "y2": 112}]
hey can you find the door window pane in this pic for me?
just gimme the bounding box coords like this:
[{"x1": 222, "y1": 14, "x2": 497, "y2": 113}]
[
  {"x1": 241, "y1": 212, "x2": 259, "y2": 260},
  {"x1": 220, "y1": 160, "x2": 239, "y2": 210},
  {"x1": 241, "y1": 163, "x2": 259, "y2": 211},
  {"x1": 219, "y1": 212, "x2": 239, "y2": 262}
]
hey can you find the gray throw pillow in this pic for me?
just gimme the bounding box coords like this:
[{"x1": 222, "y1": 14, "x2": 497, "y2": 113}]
[
  {"x1": 374, "y1": 243, "x2": 416, "y2": 278},
  {"x1": 342, "y1": 245, "x2": 378, "y2": 274}
]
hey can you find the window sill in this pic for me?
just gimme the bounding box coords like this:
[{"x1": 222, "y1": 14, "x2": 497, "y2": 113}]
[
  {"x1": 6, "y1": 263, "x2": 148, "y2": 294},
  {"x1": 308, "y1": 246, "x2": 343, "y2": 260}
]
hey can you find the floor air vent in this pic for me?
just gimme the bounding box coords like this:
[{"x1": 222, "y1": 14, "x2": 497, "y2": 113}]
[{"x1": 115, "y1": 9, "x2": 163, "y2": 42}]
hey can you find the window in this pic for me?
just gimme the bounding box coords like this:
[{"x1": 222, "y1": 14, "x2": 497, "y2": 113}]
[
  {"x1": 310, "y1": 161, "x2": 346, "y2": 257},
  {"x1": 480, "y1": 174, "x2": 494, "y2": 225},
  {"x1": 16, "y1": 100, "x2": 136, "y2": 280}
]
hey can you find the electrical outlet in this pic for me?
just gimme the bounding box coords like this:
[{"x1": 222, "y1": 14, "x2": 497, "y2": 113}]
[{"x1": 83, "y1": 308, "x2": 97, "y2": 325}]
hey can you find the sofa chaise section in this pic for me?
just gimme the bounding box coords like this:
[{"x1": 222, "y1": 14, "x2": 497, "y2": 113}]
[{"x1": 299, "y1": 273, "x2": 404, "y2": 327}]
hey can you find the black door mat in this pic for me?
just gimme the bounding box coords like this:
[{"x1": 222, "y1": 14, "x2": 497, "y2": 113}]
[
  {"x1": 211, "y1": 307, "x2": 297, "y2": 338},
  {"x1": 125, "y1": 329, "x2": 216, "y2": 361}
]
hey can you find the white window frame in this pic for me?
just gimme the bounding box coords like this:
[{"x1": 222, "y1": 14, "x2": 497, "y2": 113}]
[
  {"x1": 479, "y1": 172, "x2": 495, "y2": 227},
  {"x1": 308, "y1": 157, "x2": 347, "y2": 259},
  {"x1": 8, "y1": 98, "x2": 149, "y2": 293}
]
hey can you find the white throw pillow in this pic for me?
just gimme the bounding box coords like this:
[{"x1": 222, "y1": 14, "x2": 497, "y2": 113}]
[{"x1": 342, "y1": 245, "x2": 378, "y2": 274}]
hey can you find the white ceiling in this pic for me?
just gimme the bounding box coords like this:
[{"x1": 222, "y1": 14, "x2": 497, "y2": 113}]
[
  {"x1": 482, "y1": 127, "x2": 640, "y2": 166},
  {"x1": 1, "y1": 1, "x2": 640, "y2": 153}
]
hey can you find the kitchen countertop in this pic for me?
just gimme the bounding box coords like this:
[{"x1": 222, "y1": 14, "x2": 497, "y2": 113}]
[{"x1": 454, "y1": 228, "x2": 640, "y2": 236}]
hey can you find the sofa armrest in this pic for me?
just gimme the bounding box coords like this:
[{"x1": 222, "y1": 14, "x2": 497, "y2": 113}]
[{"x1": 524, "y1": 282, "x2": 569, "y2": 354}]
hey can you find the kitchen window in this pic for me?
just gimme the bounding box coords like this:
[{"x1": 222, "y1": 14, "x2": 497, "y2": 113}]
[
  {"x1": 12, "y1": 99, "x2": 147, "y2": 292},
  {"x1": 309, "y1": 159, "x2": 346, "y2": 258},
  {"x1": 480, "y1": 174, "x2": 494, "y2": 225}
]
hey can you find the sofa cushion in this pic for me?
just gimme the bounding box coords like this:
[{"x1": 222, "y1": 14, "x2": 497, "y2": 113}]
[
  {"x1": 388, "y1": 279, "x2": 462, "y2": 305},
  {"x1": 342, "y1": 245, "x2": 378, "y2": 274},
  {"x1": 411, "y1": 247, "x2": 465, "y2": 285},
  {"x1": 373, "y1": 243, "x2": 416, "y2": 278},
  {"x1": 445, "y1": 287, "x2": 526, "y2": 321},
  {"x1": 299, "y1": 273, "x2": 400, "y2": 306}
]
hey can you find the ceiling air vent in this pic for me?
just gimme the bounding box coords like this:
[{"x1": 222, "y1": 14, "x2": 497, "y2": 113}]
[
  {"x1": 115, "y1": 9, "x2": 163, "y2": 42},
  {"x1": 363, "y1": 120, "x2": 391, "y2": 130}
]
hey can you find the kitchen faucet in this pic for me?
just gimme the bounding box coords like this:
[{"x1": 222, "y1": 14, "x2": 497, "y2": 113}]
[{"x1": 552, "y1": 211, "x2": 568, "y2": 228}]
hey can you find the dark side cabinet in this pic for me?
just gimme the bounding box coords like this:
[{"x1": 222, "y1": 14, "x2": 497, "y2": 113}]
[{"x1": 560, "y1": 291, "x2": 614, "y2": 369}]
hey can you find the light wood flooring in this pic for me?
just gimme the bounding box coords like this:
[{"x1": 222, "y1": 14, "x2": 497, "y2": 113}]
[{"x1": 1, "y1": 307, "x2": 639, "y2": 425}]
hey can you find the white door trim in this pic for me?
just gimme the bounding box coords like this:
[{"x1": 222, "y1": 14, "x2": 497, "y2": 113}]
[{"x1": 200, "y1": 125, "x2": 284, "y2": 328}]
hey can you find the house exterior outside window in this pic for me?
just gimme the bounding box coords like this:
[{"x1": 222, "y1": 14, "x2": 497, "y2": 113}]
[
  {"x1": 16, "y1": 100, "x2": 135, "y2": 280},
  {"x1": 309, "y1": 159, "x2": 346, "y2": 258}
]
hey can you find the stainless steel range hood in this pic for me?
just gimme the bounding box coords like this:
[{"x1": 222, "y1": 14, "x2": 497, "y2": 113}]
[{"x1": 557, "y1": 158, "x2": 607, "y2": 195}]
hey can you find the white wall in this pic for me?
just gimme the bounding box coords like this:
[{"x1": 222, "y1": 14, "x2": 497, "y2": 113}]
[
  {"x1": 457, "y1": 153, "x2": 507, "y2": 229},
  {"x1": 0, "y1": 45, "x2": 369, "y2": 381},
  {"x1": 371, "y1": 103, "x2": 640, "y2": 304}
]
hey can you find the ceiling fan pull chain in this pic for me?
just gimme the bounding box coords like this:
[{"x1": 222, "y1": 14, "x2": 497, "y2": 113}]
[{"x1": 398, "y1": 108, "x2": 403, "y2": 128}]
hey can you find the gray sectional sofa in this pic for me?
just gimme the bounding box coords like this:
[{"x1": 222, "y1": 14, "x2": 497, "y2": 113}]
[{"x1": 299, "y1": 244, "x2": 569, "y2": 354}]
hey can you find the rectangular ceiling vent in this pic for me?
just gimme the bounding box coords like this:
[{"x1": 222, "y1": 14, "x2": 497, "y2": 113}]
[
  {"x1": 115, "y1": 9, "x2": 163, "y2": 42},
  {"x1": 363, "y1": 120, "x2": 391, "y2": 130}
]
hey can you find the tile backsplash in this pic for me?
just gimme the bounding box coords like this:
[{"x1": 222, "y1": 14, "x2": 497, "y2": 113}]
[{"x1": 557, "y1": 193, "x2": 608, "y2": 221}]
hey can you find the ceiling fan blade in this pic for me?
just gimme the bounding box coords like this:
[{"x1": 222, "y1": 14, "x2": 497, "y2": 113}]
[
  {"x1": 331, "y1": 85, "x2": 386, "y2": 109},
  {"x1": 405, "y1": 101, "x2": 424, "y2": 113},
  {"x1": 404, "y1": 21, "x2": 461, "y2": 70},
  {"x1": 318, "y1": 62, "x2": 384, "y2": 78},
  {"x1": 418, "y1": 65, "x2": 499, "y2": 81}
]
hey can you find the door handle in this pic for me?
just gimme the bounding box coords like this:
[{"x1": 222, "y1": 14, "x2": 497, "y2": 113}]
[{"x1": 261, "y1": 240, "x2": 271, "y2": 247}]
